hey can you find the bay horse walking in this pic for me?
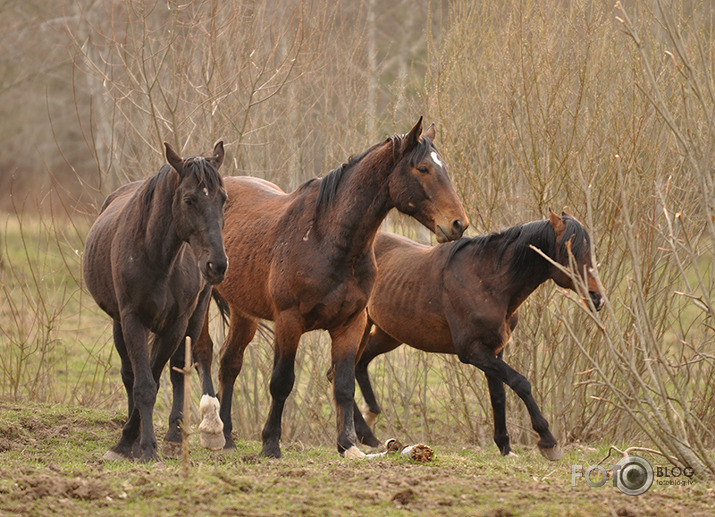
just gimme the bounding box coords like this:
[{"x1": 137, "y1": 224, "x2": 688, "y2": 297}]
[
  {"x1": 355, "y1": 210, "x2": 604, "y2": 460},
  {"x1": 83, "y1": 142, "x2": 227, "y2": 462},
  {"x1": 183, "y1": 118, "x2": 468, "y2": 458}
]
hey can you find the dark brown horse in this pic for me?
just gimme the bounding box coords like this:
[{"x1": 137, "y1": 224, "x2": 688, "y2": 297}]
[
  {"x1": 182, "y1": 118, "x2": 468, "y2": 458},
  {"x1": 83, "y1": 142, "x2": 227, "y2": 462},
  {"x1": 354, "y1": 210, "x2": 604, "y2": 460}
]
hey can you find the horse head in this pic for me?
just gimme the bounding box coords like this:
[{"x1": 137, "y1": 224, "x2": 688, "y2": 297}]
[
  {"x1": 548, "y1": 208, "x2": 604, "y2": 311},
  {"x1": 166, "y1": 141, "x2": 228, "y2": 285},
  {"x1": 387, "y1": 117, "x2": 468, "y2": 242}
]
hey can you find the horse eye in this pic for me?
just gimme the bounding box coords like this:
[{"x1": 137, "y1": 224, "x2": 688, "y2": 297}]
[
  {"x1": 184, "y1": 196, "x2": 196, "y2": 206},
  {"x1": 417, "y1": 166, "x2": 429, "y2": 174}
]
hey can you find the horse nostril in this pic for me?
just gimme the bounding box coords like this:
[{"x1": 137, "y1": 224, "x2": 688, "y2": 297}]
[
  {"x1": 590, "y1": 292, "x2": 604, "y2": 311},
  {"x1": 452, "y1": 219, "x2": 465, "y2": 236}
]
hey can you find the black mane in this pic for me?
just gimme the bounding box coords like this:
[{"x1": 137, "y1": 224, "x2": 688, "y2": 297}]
[
  {"x1": 143, "y1": 158, "x2": 222, "y2": 211},
  {"x1": 182, "y1": 156, "x2": 223, "y2": 191},
  {"x1": 448, "y1": 216, "x2": 591, "y2": 282},
  {"x1": 314, "y1": 132, "x2": 435, "y2": 213},
  {"x1": 135, "y1": 156, "x2": 221, "y2": 229}
]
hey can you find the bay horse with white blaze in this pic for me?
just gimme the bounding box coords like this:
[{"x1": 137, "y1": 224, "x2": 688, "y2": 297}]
[
  {"x1": 179, "y1": 118, "x2": 468, "y2": 458},
  {"x1": 83, "y1": 142, "x2": 227, "y2": 462},
  {"x1": 354, "y1": 210, "x2": 604, "y2": 460}
]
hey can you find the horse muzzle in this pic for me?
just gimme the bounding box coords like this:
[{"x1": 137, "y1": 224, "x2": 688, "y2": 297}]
[
  {"x1": 203, "y1": 256, "x2": 228, "y2": 285},
  {"x1": 436, "y1": 218, "x2": 468, "y2": 243},
  {"x1": 590, "y1": 291, "x2": 604, "y2": 312}
]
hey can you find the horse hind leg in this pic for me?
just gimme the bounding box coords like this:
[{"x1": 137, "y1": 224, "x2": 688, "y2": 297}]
[
  {"x1": 355, "y1": 325, "x2": 401, "y2": 431},
  {"x1": 113, "y1": 319, "x2": 140, "y2": 459},
  {"x1": 191, "y1": 296, "x2": 228, "y2": 451},
  {"x1": 163, "y1": 286, "x2": 223, "y2": 451},
  {"x1": 216, "y1": 312, "x2": 259, "y2": 449},
  {"x1": 113, "y1": 320, "x2": 135, "y2": 420}
]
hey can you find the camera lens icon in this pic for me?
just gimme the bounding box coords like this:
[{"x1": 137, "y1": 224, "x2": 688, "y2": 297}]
[{"x1": 614, "y1": 455, "x2": 654, "y2": 496}]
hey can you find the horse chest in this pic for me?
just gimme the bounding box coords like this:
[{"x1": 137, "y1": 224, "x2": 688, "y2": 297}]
[
  {"x1": 298, "y1": 267, "x2": 373, "y2": 331},
  {"x1": 128, "y1": 261, "x2": 202, "y2": 333}
]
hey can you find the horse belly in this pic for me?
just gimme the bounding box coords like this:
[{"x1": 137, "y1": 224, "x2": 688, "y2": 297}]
[
  {"x1": 372, "y1": 304, "x2": 454, "y2": 354},
  {"x1": 83, "y1": 202, "x2": 130, "y2": 320},
  {"x1": 369, "y1": 245, "x2": 455, "y2": 354}
]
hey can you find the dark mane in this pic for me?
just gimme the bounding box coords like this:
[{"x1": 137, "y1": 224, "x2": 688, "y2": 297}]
[
  {"x1": 143, "y1": 157, "x2": 222, "y2": 210},
  {"x1": 137, "y1": 157, "x2": 222, "y2": 229},
  {"x1": 142, "y1": 165, "x2": 175, "y2": 212},
  {"x1": 314, "y1": 141, "x2": 384, "y2": 211},
  {"x1": 448, "y1": 216, "x2": 591, "y2": 282},
  {"x1": 314, "y1": 132, "x2": 435, "y2": 213},
  {"x1": 182, "y1": 156, "x2": 223, "y2": 191}
]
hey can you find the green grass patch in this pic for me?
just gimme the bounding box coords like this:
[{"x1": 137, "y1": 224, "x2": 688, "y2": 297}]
[{"x1": 0, "y1": 402, "x2": 712, "y2": 516}]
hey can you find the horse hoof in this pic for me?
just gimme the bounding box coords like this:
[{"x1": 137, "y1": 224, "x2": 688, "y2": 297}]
[
  {"x1": 199, "y1": 395, "x2": 226, "y2": 451},
  {"x1": 261, "y1": 443, "x2": 282, "y2": 458},
  {"x1": 200, "y1": 431, "x2": 226, "y2": 451},
  {"x1": 343, "y1": 446, "x2": 366, "y2": 459},
  {"x1": 358, "y1": 434, "x2": 382, "y2": 449},
  {"x1": 102, "y1": 449, "x2": 132, "y2": 462},
  {"x1": 363, "y1": 409, "x2": 379, "y2": 428},
  {"x1": 538, "y1": 444, "x2": 563, "y2": 461}
]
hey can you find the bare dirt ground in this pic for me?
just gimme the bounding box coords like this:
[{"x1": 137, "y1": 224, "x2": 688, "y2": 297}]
[{"x1": 0, "y1": 402, "x2": 712, "y2": 516}]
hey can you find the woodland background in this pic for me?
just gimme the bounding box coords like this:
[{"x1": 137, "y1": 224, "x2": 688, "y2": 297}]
[{"x1": 0, "y1": 0, "x2": 713, "y2": 477}]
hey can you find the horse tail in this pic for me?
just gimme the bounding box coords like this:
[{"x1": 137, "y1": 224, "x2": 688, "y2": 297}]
[
  {"x1": 211, "y1": 289, "x2": 231, "y2": 326},
  {"x1": 211, "y1": 289, "x2": 273, "y2": 341},
  {"x1": 257, "y1": 321, "x2": 274, "y2": 341}
]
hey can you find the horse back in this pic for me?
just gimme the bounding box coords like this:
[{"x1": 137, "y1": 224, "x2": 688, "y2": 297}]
[
  {"x1": 440, "y1": 239, "x2": 515, "y2": 354},
  {"x1": 99, "y1": 180, "x2": 144, "y2": 213},
  {"x1": 83, "y1": 182, "x2": 143, "y2": 320},
  {"x1": 217, "y1": 176, "x2": 299, "y2": 320}
]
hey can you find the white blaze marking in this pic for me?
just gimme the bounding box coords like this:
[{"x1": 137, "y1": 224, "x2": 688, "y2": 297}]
[
  {"x1": 203, "y1": 187, "x2": 209, "y2": 196},
  {"x1": 430, "y1": 151, "x2": 444, "y2": 168}
]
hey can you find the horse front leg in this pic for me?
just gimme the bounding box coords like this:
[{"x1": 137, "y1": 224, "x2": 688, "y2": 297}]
[
  {"x1": 260, "y1": 312, "x2": 302, "y2": 458},
  {"x1": 355, "y1": 324, "x2": 401, "y2": 433},
  {"x1": 109, "y1": 312, "x2": 158, "y2": 462},
  {"x1": 110, "y1": 320, "x2": 144, "y2": 459},
  {"x1": 329, "y1": 310, "x2": 369, "y2": 458},
  {"x1": 464, "y1": 345, "x2": 562, "y2": 461},
  {"x1": 485, "y1": 370, "x2": 513, "y2": 456}
]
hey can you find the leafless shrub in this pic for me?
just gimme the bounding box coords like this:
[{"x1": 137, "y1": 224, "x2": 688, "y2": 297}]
[{"x1": 1, "y1": 1, "x2": 711, "y2": 470}]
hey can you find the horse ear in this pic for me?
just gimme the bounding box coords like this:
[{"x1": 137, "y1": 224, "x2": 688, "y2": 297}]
[
  {"x1": 210, "y1": 141, "x2": 225, "y2": 170},
  {"x1": 165, "y1": 142, "x2": 184, "y2": 173},
  {"x1": 549, "y1": 208, "x2": 566, "y2": 235},
  {"x1": 402, "y1": 116, "x2": 424, "y2": 153},
  {"x1": 561, "y1": 206, "x2": 572, "y2": 218},
  {"x1": 424, "y1": 123, "x2": 436, "y2": 140}
]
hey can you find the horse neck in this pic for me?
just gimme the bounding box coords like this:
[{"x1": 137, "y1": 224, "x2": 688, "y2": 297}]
[
  {"x1": 314, "y1": 147, "x2": 394, "y2": 257},
  {"x1": 493, "y1": 221, "x2": 555, "y2": 314},
  {"x1": 136, "y1": 171, "x2": 184, "y2": 268}
]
